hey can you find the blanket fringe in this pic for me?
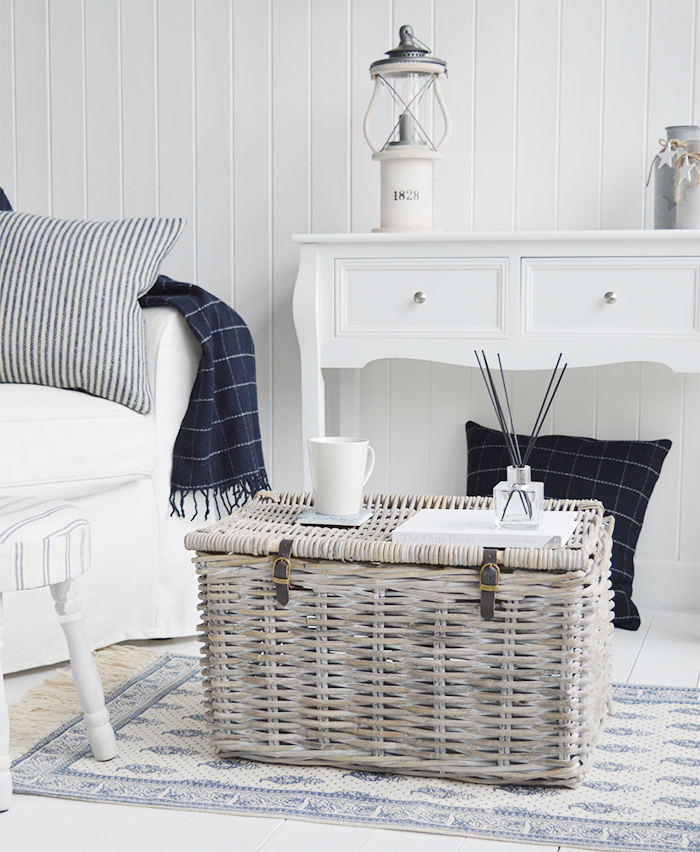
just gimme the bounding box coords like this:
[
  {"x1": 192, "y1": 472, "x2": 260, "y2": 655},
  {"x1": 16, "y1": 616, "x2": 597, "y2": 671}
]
[
  {"x1": 169, "y1": 474, "x2": 270, "y2": 521},
  {"x1": 8, "y1": 645, "x2": 163, "y2": 760}
]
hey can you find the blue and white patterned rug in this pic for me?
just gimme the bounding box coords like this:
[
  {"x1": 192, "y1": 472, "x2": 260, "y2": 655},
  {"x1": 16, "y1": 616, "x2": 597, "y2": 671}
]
[{"x1": 11, "y1": 653, "x2": 699, "y2": 851}]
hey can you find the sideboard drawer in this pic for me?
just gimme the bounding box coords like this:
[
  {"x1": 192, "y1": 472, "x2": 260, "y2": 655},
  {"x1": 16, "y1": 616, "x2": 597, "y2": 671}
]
[
  {"x1": 335, "y1": 257, "x2": 507, "y2": 338},
  {"x1": 522, "y1": 257, "x2": 699, "y2": 336}
]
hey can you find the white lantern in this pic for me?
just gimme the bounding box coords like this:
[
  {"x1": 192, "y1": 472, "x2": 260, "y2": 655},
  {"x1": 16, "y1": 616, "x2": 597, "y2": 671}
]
[{"x1": 363, "y1": 25, "x2": 451, "y2": 232}]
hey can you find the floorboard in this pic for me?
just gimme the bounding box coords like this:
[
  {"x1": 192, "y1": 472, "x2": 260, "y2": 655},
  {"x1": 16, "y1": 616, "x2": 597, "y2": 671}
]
[
  {"x1": 255, "y1": 819, "x2": 374, "y2": 852},
  {"x1": 156, "y1": 812, "x2": 283, "y2": 852},
  {"x1": 459, "y1": 840, "x2": 557, "y2": 852},
  {"x1": 628, "y1": 608, "x2": 700, "y2": 687},
  {"x1": 351, "y1": 827, "x2": 465, "y2": 851},
  {"x1": 610, "y1": 606, "x2": 655, "y2": 683},
  {"x1": 1, "y1": 607, "x2": 698, "y2": 852}
]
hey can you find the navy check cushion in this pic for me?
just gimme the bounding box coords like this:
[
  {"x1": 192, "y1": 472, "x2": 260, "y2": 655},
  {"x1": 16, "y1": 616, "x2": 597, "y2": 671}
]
[
  {"x1": 0, "y1": 211, "x2": 184, "y2": 413},
  {"x1": 465, "y1": 420, "x2": 672, "y2": 630}
]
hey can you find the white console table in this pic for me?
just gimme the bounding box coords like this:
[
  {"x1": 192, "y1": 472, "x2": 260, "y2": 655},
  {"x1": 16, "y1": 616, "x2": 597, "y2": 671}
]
[{"x1": 292, "y1": 231, "x2": 700, "y2": 486}]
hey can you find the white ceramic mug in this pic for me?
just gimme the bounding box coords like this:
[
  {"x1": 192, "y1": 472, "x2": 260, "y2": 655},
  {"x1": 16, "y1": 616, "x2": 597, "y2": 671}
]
[{"x1": 308, "y1": 437, "x2": 376, "y2": 516}]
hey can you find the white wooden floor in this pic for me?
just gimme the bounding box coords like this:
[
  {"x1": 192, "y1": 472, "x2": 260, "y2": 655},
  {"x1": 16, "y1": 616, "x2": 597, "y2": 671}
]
[{"x1": 2, "y1": 605, "x2": 698, "y2": 852}]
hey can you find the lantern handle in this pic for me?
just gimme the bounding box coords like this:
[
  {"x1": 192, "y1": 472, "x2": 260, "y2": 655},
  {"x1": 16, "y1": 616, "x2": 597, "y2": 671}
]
[
  {"x1": 363, "y1": 76, "x2": 382, "y2": 154},
  {"x1": 434, "y1": 75, "x2": 452, "y2": 152}
]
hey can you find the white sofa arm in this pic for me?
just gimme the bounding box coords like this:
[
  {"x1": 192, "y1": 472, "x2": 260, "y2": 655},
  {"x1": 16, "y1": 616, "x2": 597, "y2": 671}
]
[
  {"x1": 142, "y1": 305, "x2": 203, "y2": 640},
  {"x1": 143, "y1": 306, "x2": 201, "y2": 473}
]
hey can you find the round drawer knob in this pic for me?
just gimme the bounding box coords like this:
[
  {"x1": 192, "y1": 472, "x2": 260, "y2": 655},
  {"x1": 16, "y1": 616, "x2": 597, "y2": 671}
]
[
  {"x1": 604, "y1": 291, "x2": 617, "y2": 304},
  {"x1": 413, "y1": 291, "x2": 427, "y2": 304}
]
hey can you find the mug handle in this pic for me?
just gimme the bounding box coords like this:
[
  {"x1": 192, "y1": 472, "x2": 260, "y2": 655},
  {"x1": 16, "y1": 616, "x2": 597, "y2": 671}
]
[{"x1": 363, "y1": 446, "x2": 376, "y2": 486}]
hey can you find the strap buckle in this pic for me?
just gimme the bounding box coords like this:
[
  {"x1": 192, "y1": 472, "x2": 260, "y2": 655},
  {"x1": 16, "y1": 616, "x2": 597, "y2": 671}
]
[
  {"x1": 479, "y1": 548, "x2": 500, "y2": 621},
  {"x1": 479, "y1": 563, "x2": 500, "y2": 591},
  {"x1": 272, "y1": 539, "x2": 293, "y2": 606},
  {"x1": 272, "y1": 557, "x2": 291, "y2": 584}
]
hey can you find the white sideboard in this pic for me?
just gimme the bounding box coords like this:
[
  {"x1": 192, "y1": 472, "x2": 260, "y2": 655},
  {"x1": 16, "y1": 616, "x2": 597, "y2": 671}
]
[{"x1": 292, "y1": 230, "x2": 700, "y2": 485}]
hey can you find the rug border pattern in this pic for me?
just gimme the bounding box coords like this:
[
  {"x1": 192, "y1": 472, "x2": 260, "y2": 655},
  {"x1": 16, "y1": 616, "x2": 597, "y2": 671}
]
[{"x1": 10, "y1": 653, "x2": 700, "y2": 852}]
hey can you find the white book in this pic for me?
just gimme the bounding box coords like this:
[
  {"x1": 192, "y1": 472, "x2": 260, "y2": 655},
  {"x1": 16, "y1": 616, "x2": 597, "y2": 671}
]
[{"x1": 391, "y1": 509, "x2": 579, "y2": 549}]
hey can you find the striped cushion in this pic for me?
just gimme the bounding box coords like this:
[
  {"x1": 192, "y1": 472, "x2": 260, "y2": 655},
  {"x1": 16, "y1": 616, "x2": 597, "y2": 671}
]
[
  {"x1": 0, "y1": 212, "x2": 184, "y2": 413},
  {"x1": 0, "y1": 496, "x2": 90, "y2": 592}
]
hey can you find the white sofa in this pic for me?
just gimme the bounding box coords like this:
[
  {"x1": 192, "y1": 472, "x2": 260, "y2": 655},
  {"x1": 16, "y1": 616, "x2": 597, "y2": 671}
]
[{"x1": 0, "y1": 306, "x2": 203, "y2": 674}]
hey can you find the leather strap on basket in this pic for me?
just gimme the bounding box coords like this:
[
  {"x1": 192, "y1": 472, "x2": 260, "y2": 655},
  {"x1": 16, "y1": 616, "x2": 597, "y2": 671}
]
[
  {"x1": 479, "y1": 547, "x2": 500, "y2": 621},
  {"x1": 272, "y1": 539, "x2": 293, "y2": 606}
]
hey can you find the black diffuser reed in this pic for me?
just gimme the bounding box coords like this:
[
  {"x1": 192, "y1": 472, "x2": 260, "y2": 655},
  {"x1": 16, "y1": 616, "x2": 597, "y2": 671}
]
[
  {"x1": 475, "y1": 352, "x2": 567, "y2": 526},
  {"x1": 475, "y1": 351, "x2": 567, "y2": 467}
]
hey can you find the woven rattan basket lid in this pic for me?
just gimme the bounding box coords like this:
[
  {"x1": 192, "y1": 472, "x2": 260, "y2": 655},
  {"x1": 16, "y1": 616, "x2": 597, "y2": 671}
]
[{"x1": 185, "y1": 491, "x2": 609, "y2": 573}]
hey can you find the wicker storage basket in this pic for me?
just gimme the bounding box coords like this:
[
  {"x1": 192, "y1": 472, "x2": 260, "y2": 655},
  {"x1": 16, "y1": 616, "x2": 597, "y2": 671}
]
[{"x1": 186, "y1": 491, "x2": 614, "y2": 788}]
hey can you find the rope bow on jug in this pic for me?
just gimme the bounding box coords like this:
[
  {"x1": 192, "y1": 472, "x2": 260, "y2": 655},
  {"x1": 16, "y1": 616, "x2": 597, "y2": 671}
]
[
  {"x1": 646, "y1": 137, "x2": 686, "y2": 183},
  {"x1": 672, "y1": 150, "x2": 700, "y2": 202},
  {"x1": 646, "y1": 137, "x2": 700, "y2": 201}
]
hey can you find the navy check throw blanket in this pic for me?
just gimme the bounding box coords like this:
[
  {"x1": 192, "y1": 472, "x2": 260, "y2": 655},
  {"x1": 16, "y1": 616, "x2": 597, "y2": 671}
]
[{"x1": 140, "y1": 276, "x2": 270, "y2": 519}]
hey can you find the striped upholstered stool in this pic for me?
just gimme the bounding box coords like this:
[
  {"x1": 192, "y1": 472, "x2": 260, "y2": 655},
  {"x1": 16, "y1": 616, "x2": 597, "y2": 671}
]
[{"x1": 0, "y1": 497, "x2": 117, "y2": 810}]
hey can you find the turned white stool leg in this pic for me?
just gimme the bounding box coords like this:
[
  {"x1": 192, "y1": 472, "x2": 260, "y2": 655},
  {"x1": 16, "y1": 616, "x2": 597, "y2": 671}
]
[
  {"x1": 0, "y1": 594, "x2": 12, "y2": 811},
  {"x1": 50, "y1": 580, "x2": 117, "y2": 761}
]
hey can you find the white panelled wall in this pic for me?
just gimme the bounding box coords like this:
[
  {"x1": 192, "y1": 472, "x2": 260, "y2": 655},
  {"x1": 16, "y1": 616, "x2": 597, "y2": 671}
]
[{"x1": 0, "y1": 0, "x2": 698, "y2": 608}]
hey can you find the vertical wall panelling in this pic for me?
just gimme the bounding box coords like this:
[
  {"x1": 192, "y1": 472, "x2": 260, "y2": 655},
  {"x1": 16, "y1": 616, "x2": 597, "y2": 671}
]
[
  {"x1": 644, "y1": 0, "x2": 696, "y2": 229},
  {"x1": 121, "y1": 0, "x2": 158, "y2": 221},
  {"x1": 389, "y1": 359, "x2": 431, "y2": 494},
  {"x1": 464, "y1": 364, "x2": 514, "y2": 487},
  {"x1": 84, "y1": 0, "x2": 122, "y2": 220},
  {"x1": 428, "y1": 362, "x2": 471, "y2": 496},
  {"x1": 47, "y1": 0, "x2": 86, "y2": 220},
  {"x1": 194, "y1": 0, "x2": 233, "y2": 297},
  {"x1": 270, "y1": 0, "x2": 311, "y2": 490},
  {"x1": 231, "y1": 0, "x2": 273, "y2": 476},
  {"x1": 310, "y1": 0, "x2": 350, "y2": 234},
  {"x1": 13, "y1": 0, "x2": 50, "y2": 214},
  {"x1": 360, "y1": 359, "x2": 392, "y2": 494},
  {"x1": 468, "y1": 363, "x2": 505, "y2": 436},
  {"x1": 350, "y1": 0, "x2": 391, "y2": 234},
  {"x1": 307, "y1": 0, "x2": 354, "y2": 447},
  {"x1": 557, "y1": 0, "x2": 604, "y2": 230},
  {"x1": 634, "y1": 363, "x2": 693, "y2": 606},
  {"x1": 638, "y1": 363, "x2": 684, "y2": 560},
  {"x1": 0, "y1": 0, "x2": 697, "y2": 606},
  {"x1": 680, "y1": 374, "x2": 700, "y2": 563},
  {"x1": 695, "y1": 0, "x2": 700, "y2": 122},
  {"x1": 472, "y1": 0, "x2": 519, "y2": 231},
  {"x1": 550, "y1": 367, "x2": 597, "y2": 438},
  {"x1": 337, "y1": 369, "x2": 362, "y2": 438},
  {"x1": 157, "y1": 0, "x2": 195, "y2": 281},
  {"x1": 596, "y1": 363, "x2": 640, "y2": 439},
  {"x1": 0, "y1": 0, "x2": 17, "y2": 206},
  {"x1": 323, "y1": 370, "x2": 341, "y2": 438},
  {"x1": 509, "y1": 367, "x2": 555, "y2": 445},
  {"x1": 433, "y1": 0, "x2": 475, "y2": 232},
  {"x1": 514, "y1": 0, "x2": 560, "y2": 231},
  {"x1": 600, "y1": 0, "x2": 649, "y2": 229}
]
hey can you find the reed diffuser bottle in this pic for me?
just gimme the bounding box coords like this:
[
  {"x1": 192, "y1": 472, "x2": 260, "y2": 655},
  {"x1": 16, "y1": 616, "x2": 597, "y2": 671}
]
[
  {"x1": 475, "y1": 352, "x2": 567, "y2": 531},
  {"x1": 493, "y1": 464, "x2": 544, "y2": 529}
]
